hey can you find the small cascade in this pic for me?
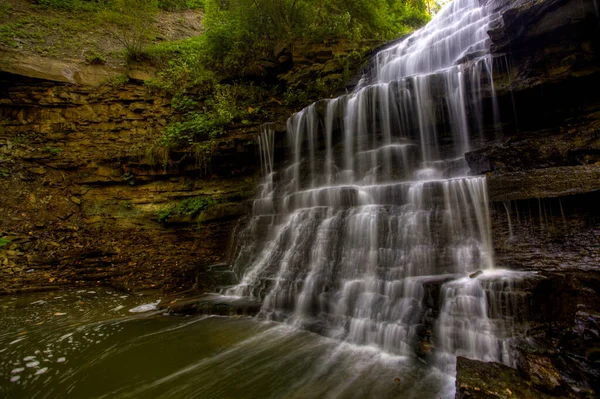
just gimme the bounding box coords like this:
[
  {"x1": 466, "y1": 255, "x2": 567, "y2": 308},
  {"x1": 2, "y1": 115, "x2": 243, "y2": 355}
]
[
  {"x1": 228, "y1": 0, "x2": 529, "y2": 385},
  {"x1": 435, "y1": 269, "x2": 534, "y2": 372},
  {"x1": 230, "y1": 125, "x2": 277, "y2": 278}
]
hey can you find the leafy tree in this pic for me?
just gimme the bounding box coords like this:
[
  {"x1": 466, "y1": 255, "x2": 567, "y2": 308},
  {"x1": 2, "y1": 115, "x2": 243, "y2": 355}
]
[{"x1": 198, "y1": 0, "x2": 429, "y2": 76}]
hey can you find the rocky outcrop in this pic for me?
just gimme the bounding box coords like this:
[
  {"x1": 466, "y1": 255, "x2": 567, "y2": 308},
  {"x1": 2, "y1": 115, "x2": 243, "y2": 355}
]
[
  {"x1": 159, "y1": 292, "x2": 262, "y2": 316},
  {"x1": 467, "y1": 0, "x2": 600, "y2": 180},
  {"x1": 278, "y1": 39, "x2": 380, "y2": 96},
  {"x1": 486, "y1": 164, "x2": 600, "y2": 201},
  {"x1": 0, "y1": 72, "x2": 260, "y2": 294},
  {"x1": 0, "y1": 48, "x2": 126, "y2": 86},
  {"x1": 455, "y1": 357, "x2": 578, "y2": 398},
  {"x1": 0, "y1": 33, "x2": 376, "y2": 295},
  {"x1": 457, "y1": 0, "x2": 600, "y2": 395}
]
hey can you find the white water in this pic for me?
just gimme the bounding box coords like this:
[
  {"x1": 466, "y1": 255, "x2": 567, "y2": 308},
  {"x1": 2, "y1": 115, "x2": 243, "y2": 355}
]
[{"x1": 228, "y1": 0, "x2": 530, "y2": 385}]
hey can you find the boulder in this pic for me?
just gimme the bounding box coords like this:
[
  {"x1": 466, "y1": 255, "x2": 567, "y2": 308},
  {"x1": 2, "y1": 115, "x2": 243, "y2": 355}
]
[
  {"x1": 516, "y1": 352, "x2": 566, "y2": 393},
  {"x1": 160, "y1": 293, "x2": 262, "y2": 316},
  {"x1": 455, "y1": 357, "x2": 576, "y2": 399}
]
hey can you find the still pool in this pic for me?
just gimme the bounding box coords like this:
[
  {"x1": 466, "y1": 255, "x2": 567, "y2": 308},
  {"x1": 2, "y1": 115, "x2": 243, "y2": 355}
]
[{"x1": 0, "y1": 290, "x2": 454, "y2": 399}]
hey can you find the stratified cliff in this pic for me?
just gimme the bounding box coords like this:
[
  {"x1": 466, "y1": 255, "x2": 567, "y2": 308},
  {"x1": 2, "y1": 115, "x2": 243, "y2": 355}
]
[
  {"x1": 0, "y1": 25, "x2": 374, "y2": 294},
  {"x1": 461, "y1": 0, "x2": 600, "y2": 396}
]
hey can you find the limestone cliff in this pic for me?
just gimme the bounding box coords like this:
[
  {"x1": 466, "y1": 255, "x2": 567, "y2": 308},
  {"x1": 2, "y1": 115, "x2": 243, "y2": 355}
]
[
  {"x1": 0, "y1": 70, "x2": 260, "y2": 293},
  {"x1": 461, "y1": 0, "x2": 600, "y2": 395},
  {"x1": 0, "y1": 30, "x2": 374, "y2": 294}
]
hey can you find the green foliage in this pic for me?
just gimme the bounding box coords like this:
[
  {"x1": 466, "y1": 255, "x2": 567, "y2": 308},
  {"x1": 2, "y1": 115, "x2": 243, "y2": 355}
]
[
  {"x1": 143, "y1": 37, "x2": 218, "y2": 93},
  {"x1": 283, "y1": 87, "x2": 309, "y2": 108},
  {"x1": 100, "y1": 0, "x2": 158, "y2": 61},
  {"x1": 194, "y1": 0, "x2": 429, "y2": 78},
  {"x1": 85, "y1": 49, "x2": 106, "y2": 64},
  {"x1": 157, "y1": 207, "x2": 173, "y2": 223},
  {"x1": 176, "y1": 196, "x2": 215, "y2": 215},
  {"x1": 106, "y1": 74, "x2": 130, "y2": 88},
  {"x1": 0, "y1": 18, "x2": 46, "y2": 50},
  {"x1": 162, "y1": 113, "x2": 218, "y2": 146},
  {"x1": 0, "y1": 237, "x2": 11, "y2": 248},
  {"x1": 161, "y1": 83, "x2": 268, "y2": 147},
  {"x1": 157, "y1": 196, "x2": 215, "y2": 223},
  {"x1": 158, "y1": 0, "x2": 204, "y2": 10},
  {"x1": 37, "y1": 0, "x2": 110, "y2": 12},
  {"x1": 43, "y1": 146, "x2": 63, "y2": 156},
  {"x1": 205, "y1": 0, "x2": 429, "y2": 72},
  {"x1": 171, "y1": 93, "x2": 197, "y2": 113},
  {"x1": 0, "y1": 3, "x2": 13, "y2": 18},
  {"x1": 0, "y1": 23, "x2": 21, "y2": 49}
]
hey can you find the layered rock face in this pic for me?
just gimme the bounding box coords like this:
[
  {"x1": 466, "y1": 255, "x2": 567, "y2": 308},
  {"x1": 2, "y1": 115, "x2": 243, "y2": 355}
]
[
  {"x1": 0, "y1": 37, "x2": 374, "y2": 294},
  {"x1": 458, "y1": 0, "x2": 600, "y2": 396},
  {"x1": 0, "y1": 71, "x2": 259, "y2": 293}
]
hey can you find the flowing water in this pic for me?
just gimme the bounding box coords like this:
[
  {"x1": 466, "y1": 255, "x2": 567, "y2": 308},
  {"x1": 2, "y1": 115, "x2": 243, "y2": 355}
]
[
  {"x1": 3, "y1": 1, "x2": 536, "y2": 398},
  {"x1": 0, "y1": 290, "x2": 459, "y2": 398},
  {"x1": 228, "y1": 0, "x2": 532, "y2": 389}
]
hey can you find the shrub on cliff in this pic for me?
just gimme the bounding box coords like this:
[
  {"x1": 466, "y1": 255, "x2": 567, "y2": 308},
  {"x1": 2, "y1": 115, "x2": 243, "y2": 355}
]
[
  {"x1": 37, "y1": 0, "x2": 109, "y2": 11},
  {"x1": 157, "y1": 0, "x2": 204, "y2": 10},
  {"x1": 99, "y1": 0, "x2": 158, "y2": 61},
  {"x1": 37, "y1": 0, "x2": 203, "y2": 11}
]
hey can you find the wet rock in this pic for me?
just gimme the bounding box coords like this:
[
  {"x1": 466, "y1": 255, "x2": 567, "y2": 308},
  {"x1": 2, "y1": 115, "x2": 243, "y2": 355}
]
[
  {"x1": 29, "y1": 167, "x2": 46, "y2": 175},
  {"x1": 469, "y1": 270, "x2": 484, "y2": 279},
  {"x1": 455, "y1": 357, "x2": 576, "y2": 399},
  {"x1": 160, "y1": 293, "x2": 262, "y2": 316},
  {"x1": 516, "y1": 352, "x2": 569, "y2": 393},
  {"x1": 486, "y1": 164, "x2": 600, "y2": 202}
]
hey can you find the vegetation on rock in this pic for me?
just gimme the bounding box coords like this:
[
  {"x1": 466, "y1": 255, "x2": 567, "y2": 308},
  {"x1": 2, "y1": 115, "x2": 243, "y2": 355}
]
[
  {"x1": 0, "y1": 0, "x2": 432, "y2": 293},
  {"x1": 158, "y1": 196, "x2": 216, "y2": 223},
  {"x1": 136, "y1": 0, "x2": 430, "y2": 158}
]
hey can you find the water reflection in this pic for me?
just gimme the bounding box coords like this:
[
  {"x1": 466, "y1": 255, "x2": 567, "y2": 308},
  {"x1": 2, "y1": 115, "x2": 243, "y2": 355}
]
[{"x1": 0, "y1": 290, "x2": 455, "y2": 399}]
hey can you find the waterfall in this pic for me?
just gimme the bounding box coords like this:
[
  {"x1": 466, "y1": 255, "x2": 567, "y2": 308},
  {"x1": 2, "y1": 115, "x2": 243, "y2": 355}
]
[{"x1": 229, "y1": 0, "x2": 529, "y2": 376}]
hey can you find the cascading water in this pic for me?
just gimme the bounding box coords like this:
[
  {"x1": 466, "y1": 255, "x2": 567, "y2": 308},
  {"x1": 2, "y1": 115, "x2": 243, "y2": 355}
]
[{"x1": 228, "y1": 0, "x2": 530, "y2": 383}]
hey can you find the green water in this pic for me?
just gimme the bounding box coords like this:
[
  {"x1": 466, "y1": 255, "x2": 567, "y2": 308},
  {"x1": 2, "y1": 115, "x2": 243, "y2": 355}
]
[{"x1": 0, "y1": 290, "x2": 454, "y2": 399}]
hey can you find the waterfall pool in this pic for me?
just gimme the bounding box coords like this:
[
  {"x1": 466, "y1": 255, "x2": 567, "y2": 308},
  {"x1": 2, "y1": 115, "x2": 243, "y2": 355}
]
[{"x1": 0, "y1": 289, "x2": 459, "y2": 399}]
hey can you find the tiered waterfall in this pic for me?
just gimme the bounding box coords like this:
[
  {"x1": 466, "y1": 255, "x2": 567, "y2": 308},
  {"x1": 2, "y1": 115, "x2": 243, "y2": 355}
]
[{"x1": 228, "y1": 0, "x2": 530, "y2": 374}]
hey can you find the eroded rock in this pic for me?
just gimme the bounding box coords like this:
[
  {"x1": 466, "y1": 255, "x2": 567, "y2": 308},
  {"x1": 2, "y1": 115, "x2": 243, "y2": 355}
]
[{"x1": 455, "y1": 357, "x2": 576, "y2": 399}]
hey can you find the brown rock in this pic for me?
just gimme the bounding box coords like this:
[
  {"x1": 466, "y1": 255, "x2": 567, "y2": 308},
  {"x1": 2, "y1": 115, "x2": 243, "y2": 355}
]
[
  {"x1": 486, "y1": 164, "x2": 600, "y2": 202},
  {"x1": 455, "y1": 357, "x2": 575, "y2": 399},
  {"x1": 516, "y1": 353, "x2": 564, "y2": 392},
  {"x1": 29, "y1": 167, "x2": 46, "y2": 175}
]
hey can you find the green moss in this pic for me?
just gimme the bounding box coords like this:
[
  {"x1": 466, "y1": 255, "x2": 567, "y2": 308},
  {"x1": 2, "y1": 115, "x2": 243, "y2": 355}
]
[
  {"x1": 176, "y1": 197, "x2": 215, "y2": 215},
  {"x1": 85, "y1": 49, "x2": 106, "y2": 64},
  {"x1": 43, "y1": 146, "x2": 63, "y2": 156},
  {"x1": 157, "y1": 196, "x2": 217, "y2": 223},
  {"x1": 105, "y1": 74, "x2": 130, "y2": 88}
]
